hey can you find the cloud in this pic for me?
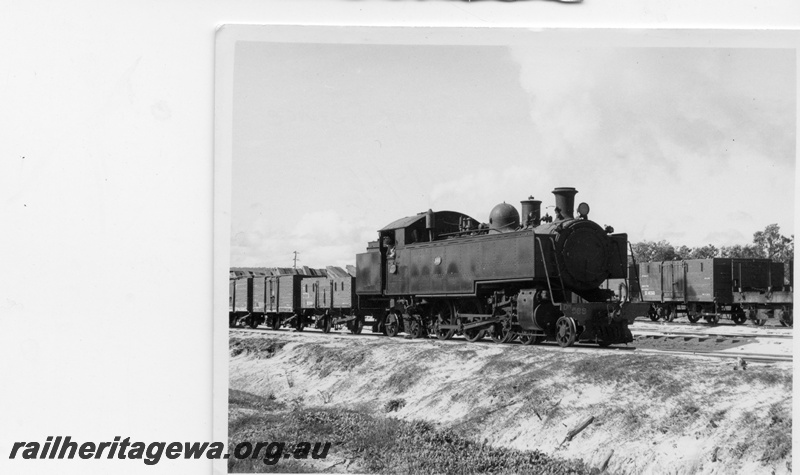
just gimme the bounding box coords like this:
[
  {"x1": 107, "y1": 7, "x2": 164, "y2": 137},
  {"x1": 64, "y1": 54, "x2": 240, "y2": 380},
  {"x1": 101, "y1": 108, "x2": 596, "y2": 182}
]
[{"x1": 507, "y1": 45, "x2": 794, "y2": 246}]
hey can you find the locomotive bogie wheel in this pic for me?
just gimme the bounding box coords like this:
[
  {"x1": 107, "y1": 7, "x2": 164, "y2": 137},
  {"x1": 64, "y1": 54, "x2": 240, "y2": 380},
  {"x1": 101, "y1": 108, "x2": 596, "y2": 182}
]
[
  {"x1": 555, "y1": 316, "x2": 577, "y2": 348},
  {"x1": 384, "y1": 312, "x2": 400, "y2": 337}
]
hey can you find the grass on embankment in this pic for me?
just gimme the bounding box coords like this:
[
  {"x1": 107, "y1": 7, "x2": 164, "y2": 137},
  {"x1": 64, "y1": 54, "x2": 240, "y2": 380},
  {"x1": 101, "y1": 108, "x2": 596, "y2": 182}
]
[{"x1": 228, "y1": 388, "x2": 602, "y2": 474}]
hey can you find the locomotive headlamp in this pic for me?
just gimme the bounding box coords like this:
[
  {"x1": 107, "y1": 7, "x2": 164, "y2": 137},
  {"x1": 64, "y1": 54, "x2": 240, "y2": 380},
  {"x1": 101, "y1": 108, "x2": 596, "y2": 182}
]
[{"x1": 577, "y1": 202, "x2": 590, "y2": 219}]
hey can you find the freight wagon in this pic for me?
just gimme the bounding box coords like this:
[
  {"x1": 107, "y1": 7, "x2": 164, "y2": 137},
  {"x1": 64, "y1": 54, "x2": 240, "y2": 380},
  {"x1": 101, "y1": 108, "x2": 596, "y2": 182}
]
[
  {"x1": 638, "y1": 258, "x2": 792, "y2": 326},
  {"x1": 228, "y1": 267, "x2": 364, "y2": 333}
]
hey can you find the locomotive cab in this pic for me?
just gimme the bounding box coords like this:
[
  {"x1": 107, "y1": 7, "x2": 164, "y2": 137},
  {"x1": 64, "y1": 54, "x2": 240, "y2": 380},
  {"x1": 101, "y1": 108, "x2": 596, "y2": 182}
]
[{"x1": 356, "y1": 210, "x2": 479, "y2": 296}]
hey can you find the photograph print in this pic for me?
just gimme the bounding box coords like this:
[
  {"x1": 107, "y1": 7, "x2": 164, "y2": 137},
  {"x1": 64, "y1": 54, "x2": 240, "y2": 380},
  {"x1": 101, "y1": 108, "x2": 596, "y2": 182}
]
[{"x1": 215, "y1": 26, "x2": 795, "y2": 474}]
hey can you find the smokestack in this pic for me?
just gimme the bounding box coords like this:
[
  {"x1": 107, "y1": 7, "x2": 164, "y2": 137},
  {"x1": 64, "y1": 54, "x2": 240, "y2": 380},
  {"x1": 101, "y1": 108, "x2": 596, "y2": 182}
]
[
  {"x1": 552, "y1": 187, "x2": 578, "y2": 220},
  {"x1": 520, "y1": 197, "x2": 541, "y2": 226}
]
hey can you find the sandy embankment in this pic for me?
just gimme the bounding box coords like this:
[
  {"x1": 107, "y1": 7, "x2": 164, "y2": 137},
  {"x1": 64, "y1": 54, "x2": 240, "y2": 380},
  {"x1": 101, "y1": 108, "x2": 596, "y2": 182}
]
[{"x1": 229, "y1": 331, "x2": 792, "y2": 475}]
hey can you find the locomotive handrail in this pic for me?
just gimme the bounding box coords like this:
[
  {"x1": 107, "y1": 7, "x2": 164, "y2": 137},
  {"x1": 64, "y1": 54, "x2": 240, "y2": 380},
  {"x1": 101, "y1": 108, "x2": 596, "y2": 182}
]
[
  {"x1": 547, "y1": 235, "x2": 567, "y2": 297},
  {"x1": 535, "y1": 236, "x2": 556, "y2": 305},
  {"x1": 438, "y1": 229, "x2": 491, "y2": 238}
]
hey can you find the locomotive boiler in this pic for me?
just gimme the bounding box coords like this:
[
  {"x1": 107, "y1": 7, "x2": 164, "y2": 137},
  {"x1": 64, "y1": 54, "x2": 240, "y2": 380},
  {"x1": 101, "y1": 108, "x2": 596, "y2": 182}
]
[{"x1": 355, "y1": 187, "x2": 649, "y2": 347}]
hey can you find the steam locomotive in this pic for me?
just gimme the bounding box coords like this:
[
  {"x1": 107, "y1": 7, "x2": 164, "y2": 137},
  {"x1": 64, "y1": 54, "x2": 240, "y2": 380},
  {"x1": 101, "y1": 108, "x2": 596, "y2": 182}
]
[{"x1": 354, "y1": 187, "x2": 649, "y2": 347}]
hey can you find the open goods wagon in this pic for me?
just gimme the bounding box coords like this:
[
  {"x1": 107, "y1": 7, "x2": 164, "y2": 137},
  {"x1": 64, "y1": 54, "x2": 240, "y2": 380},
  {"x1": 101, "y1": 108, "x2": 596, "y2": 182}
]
[{"x1": 638, "y1": 258, "x2": 792, "y2": 326}]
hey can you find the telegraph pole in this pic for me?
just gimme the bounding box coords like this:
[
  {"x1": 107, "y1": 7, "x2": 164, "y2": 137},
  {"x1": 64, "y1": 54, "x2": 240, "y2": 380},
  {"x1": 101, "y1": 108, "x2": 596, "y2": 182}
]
[{"x1": 292, "y1": 251, "x2": 300, "y2": 269}]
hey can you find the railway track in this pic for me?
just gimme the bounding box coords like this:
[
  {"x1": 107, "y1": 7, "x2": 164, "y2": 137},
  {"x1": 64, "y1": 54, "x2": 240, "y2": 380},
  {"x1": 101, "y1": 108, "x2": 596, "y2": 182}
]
[
  {"x1": 632, "y1": 328, "x2": 794, "y2": 340},
  {"x1": 230, "y1": 327, "x2": 792, "y2": 363},
  {"x1": 633, "y1": 317, "x2": 790, "y2": 330}
]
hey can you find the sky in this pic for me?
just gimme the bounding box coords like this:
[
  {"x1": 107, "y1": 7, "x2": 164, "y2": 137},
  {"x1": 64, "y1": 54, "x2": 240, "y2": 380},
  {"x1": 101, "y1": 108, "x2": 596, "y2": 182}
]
[{"x1": 230, "y1": 40, "x2": 795, "y2": 269}]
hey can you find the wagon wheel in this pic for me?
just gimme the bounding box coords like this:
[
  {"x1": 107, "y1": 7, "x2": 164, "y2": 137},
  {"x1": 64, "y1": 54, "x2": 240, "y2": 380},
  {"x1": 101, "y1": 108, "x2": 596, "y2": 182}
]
[
  {"x1": 704, "y1": 314, "x2": 719, "y2": 325},
  {"x1": 519, "y1": 333, "x2": 544, "y2": 346},
  {"x1": 322, "y1": 316, "x2": 332, "y2": 334},
  {"x1": 248, "y1": 316, "x2": 260, "y2": 329},
  {"x1": 458, "y1": 299, "x2": 485, "y2": 343},
  {"x1": 730, "y1": 306, "x2": 747, "y2": 325},
  {"x1": 753, "y1": 318, "x2": 767, "y2": 327},
  {"x1": 686, "y1": 304, "x2": 702, "y2": 324},
  {"x1": 555, "y1": 316, "x2": 577, "y2": 348},
  {"x1": 490, "y1": 320, "x2": 514, "y2": 344},
  {"x1": 349, "y1": 316, "x2": 364, "y2": 334},
  {"x1": 658, "y1": 307, "x2": 674, "y2": 323},
  {"x1": 779, "y1": 309, "x2": 792, "y2": 327},
  {"x1": 384, "y1": 311, "x2": 400, "y2": 337},
  {"x1": 270, "y1": 316, "x2": 281, "y2": 330},
  {"x1": 431, "y1": 300, "x2": 456, "y2": 341},
  {"x1": 648, "y1": 306, "x2": 659, "y2": 322},
  {"x1": 295, "y1": 315, "x2": 305, "y2": 332}
]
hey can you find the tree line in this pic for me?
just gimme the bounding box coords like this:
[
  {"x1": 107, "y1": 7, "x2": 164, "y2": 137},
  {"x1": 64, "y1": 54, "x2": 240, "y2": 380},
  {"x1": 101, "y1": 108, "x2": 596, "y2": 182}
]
[{"x1": 630, "y1": 224, "x2": 794, "y2": 283}]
